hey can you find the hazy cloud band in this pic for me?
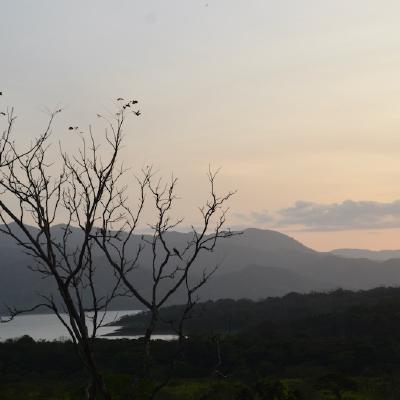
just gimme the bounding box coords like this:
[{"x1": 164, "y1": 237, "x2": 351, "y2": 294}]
[{"x1": 239, "y1": 200, "x2": 400, "y2": 231}]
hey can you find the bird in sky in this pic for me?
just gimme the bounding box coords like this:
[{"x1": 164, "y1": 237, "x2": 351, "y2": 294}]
[
  {"x1": 131, "y1": 100, "x2": 138, "y2": 105},
  {"x1": 134, "y1": 110, "x2": 141, "y2": 116},
  {"x1": 0, "y1": 112, "x2": 5, "y2": 116},
  {"x1": 68, "y1": 126, "x2": 74, "y2": 130},
  {"x1": 117, "y1": 97, "x2": 124, "y2": 101},
  {"x1": 0, "y1": 92, "x2": 2, "y2": 96}
]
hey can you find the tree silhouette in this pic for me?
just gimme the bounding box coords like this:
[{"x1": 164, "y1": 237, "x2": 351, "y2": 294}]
[{"x1": 0, "y1": 100, "x2": 235, "y2": 399}]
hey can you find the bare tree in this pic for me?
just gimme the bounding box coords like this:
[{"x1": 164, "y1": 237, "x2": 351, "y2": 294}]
[
  {"x1": 93, "y1": 164, "x2": 235, "y2": 398},
  {"x1": 0, "y1": 105, "x2": 129, "y2": 399},
  {"x1": 0, "y1": 100, "x2": 235, "y2": 399}
]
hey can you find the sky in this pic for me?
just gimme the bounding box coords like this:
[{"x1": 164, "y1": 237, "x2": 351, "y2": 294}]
[{"x1": 2, "y1": 0, "x2": 400, "y2": 251}]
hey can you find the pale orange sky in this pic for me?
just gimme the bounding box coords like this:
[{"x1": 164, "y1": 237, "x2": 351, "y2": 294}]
[
  {"x1": 2, "y1": 1, "x2": 400, "y2": 250},
  {"x1": 284, "y1": 229, "x2": 400, "y2": 252}
]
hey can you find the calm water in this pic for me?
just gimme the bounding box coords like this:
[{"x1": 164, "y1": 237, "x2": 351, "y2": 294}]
[{"x1": 0, "y1": 310, "x2": 176, "y2": 341}]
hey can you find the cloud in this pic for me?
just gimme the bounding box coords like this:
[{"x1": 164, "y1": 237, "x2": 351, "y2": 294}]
[
  {"x1": 236, "y1": 200, "x2": 400, "y2": 231},
  {"x1": 234, "y1": 210, "x2": 273, "y2": 225},
  {"x1": 250, "y1": 210, "x2": 274, "y2": 224},
  {"x1": 277, "y1": 199, "x2": 400, "y2": 230}
]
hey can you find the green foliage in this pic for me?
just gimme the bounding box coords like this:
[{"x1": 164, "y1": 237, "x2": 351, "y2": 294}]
[
  {"x1": 316, "y1": 374, "x2": 357, "y2": 400},
  {"x1": 111, "y1": 287, "x2": 400, "y2": 337},
  {"x1": 4, "y1": 287, "x2": 400, "y2": 398}
]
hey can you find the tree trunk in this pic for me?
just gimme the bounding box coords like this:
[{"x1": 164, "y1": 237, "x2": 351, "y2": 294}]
[{"x1": 86, "y1": 373, "x2": 111, "y2": 400}]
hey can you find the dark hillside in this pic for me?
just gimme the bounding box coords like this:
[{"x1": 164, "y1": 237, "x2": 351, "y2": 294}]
[{"x1": 110, "y1": 286, "x2": 400, "y2": 336}]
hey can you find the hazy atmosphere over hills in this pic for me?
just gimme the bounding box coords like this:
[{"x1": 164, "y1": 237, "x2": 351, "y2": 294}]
[
  {"x1": 331, "y1": 248, "x2": 400, "y2": 261},
  {"x1": 4, "y1": 1, "x2": 400, "y2": 251},
  {"x1": 2, "y1": 225, "x2": 400, "y2": 314},
  {"x1": 4, "y1": 2, "x2": 400, "y2": 398}
]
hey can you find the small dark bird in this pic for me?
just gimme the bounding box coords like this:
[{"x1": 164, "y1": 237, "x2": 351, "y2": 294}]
[
  {"x1": 173, "y1": 248, "x2": 182, "y2": 259},
  {"x1": 68, "y1": 126, "x2": 74, "y2": 130},
  {"x1": 134, "y1": 110, "x2": 141, "y2": 116},
  {"x1": 0, "y1": 112, "x2": 5, "y2": 116},
  {"x1": 117, "y1": 97, "x2": 124, "y2": 101},
  {"x1": 131, "y1": 100, "x2": 138, "y2": 104},
  {"x1": 0, "y1": 92, "x2": 2, "y2": 96},
  {"x1": 96, "y1": 113, "x2": 102, "y2": 118}
]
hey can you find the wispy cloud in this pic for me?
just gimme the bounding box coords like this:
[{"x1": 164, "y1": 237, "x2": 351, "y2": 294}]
[
  {"x1": 237, "y1": 200, "x2": 400, "y2": 231},
  {"x1": 234, "y1": 210, "x2": 273, "y2": 225},
  {"x1": 277, "y1": 200, "x2": 400, "y2": 230}
]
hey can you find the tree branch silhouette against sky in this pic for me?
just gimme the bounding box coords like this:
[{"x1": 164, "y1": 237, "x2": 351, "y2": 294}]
[{"x1": 2, "y1": 0, "x2": 400, "y2": 250}]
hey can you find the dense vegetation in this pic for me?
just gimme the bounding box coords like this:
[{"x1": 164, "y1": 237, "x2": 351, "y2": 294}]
[
  {"x1": 3, "y1": 287, "x2": 400, "y2": 399},
  {"x1": 110, "y1": 286, "x2": 400, "y2": 335}
]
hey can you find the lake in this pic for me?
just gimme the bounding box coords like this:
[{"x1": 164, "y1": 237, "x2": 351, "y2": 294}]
[{"x1": 0, "y1": 310, "x2": 176, "y2": 341}]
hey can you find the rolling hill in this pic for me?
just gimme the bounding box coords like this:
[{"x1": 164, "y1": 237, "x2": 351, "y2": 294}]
[{"x1": 1, "y1": 225, "x2": 400, "y2": 313}]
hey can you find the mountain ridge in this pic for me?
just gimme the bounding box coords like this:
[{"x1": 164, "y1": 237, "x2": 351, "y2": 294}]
[
  {"x1": 1, "y1": 224, "x2": 400, "y2": 313},
  {"x1": 331, "y1": 248, "x2": 400, "y2": 262}
]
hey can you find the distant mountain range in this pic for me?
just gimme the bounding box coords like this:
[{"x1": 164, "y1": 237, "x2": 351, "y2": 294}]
[
  {"x1": 2, "y1": 225, "x2": 400, "y2": 313},
  {"x1": 330, "y1": 248, "x2": 400, "y2": 261}
]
